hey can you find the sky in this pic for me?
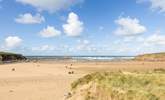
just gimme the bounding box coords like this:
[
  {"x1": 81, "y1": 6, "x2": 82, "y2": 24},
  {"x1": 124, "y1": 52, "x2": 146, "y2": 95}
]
[{"x1": 0, "y1": 0, "x2": 165, "y2": 56}]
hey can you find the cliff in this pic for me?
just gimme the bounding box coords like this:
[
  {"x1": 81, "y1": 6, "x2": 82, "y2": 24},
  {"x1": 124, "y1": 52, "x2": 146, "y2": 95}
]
[{"x1": 0, "y1": 52, "x2": 26, "y2": 63}]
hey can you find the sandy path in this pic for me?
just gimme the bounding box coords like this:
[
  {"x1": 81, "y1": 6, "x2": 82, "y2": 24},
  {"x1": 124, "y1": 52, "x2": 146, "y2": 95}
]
[{"x1": 0, "y1": 61, "x2": 165, "y2": 100}]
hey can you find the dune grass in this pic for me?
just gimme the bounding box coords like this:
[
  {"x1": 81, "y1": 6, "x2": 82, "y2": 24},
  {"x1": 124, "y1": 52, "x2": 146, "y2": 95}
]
[
  {"x1": 135, "y1": 52, "x2": 165, "y2": 61},
  {"x1": 70, "y1": 69, "x2": 165, "y2": 100}
]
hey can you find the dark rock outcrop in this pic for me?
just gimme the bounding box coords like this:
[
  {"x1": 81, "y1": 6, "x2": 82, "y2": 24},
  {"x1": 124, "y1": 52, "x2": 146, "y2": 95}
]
[{"x1": 0, "y1": 52, "x2": 26, "y2": 63}]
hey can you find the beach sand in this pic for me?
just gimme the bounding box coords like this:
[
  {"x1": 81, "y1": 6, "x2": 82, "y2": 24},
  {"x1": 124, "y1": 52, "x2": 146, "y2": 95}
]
[{"x1": 0, "y1": 61, "x2": 165, "y2": 100}]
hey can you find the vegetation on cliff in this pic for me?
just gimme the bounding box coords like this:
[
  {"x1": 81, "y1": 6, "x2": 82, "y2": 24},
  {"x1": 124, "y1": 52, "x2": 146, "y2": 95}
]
[
  {"x1": 135, "y1": 52, "x2": 165, "y2": 61},
  {"x1": 68, "y1": 70, "x2": 165, "y2": 100},
  {"x1": 0, "y1": 52, "x2": 26, "y2": 63}
]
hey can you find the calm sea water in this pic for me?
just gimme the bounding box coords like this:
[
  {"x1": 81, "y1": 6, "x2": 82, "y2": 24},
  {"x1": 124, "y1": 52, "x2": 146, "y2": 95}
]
[{"x1": 26, "y1": 56, "x2": 135, "y2": 61}]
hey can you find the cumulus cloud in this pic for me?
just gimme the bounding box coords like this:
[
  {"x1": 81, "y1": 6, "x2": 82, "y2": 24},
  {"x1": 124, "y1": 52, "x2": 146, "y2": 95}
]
[
  {"x1": 144, "y1": 34, "x2": 165, "y2": 45},
  {"x1": 5, "y1": 36, "x2": 22, "y2": 48},
  {"x1": 111, "y1": 30, "x2": 165, "y2": 54},
  {"x1": 114, "y1": 17, "x2": 147, "y2": 36},
  {"x1": 137, "y1": 0, "x2": 165, "y2": 13},
  {"x1": 15, "y1": 13, "x2": 45, "y2": 24},
  {"x1": 63, "y1": 12, "x2": 84, "y2": 37},
  {"x1": 16, "y1": 0, "x2": 83, "y2": 13},
  {"x1": 39, "y1": 26, "x2": 61, "y2": 38}
]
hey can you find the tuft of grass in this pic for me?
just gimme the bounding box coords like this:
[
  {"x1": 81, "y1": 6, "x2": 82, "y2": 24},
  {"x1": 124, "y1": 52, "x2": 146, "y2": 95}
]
[
  {"x1": 70, "y1": 70, "x2": 165, "y2": 100},
  {"x1": 154, "y1": 68, "x2": 165, "y2": 73}
]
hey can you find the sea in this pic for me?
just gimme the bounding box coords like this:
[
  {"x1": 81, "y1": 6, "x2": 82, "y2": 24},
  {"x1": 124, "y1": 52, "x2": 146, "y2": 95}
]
[{"x1": 26, "y1": 56, "x2": 135, "y2": 61}]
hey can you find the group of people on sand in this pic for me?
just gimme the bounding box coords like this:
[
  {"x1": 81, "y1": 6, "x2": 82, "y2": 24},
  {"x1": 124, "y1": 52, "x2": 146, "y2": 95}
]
[{"x1": 65, "y1": 64, "x2": 74, "y2": 74}]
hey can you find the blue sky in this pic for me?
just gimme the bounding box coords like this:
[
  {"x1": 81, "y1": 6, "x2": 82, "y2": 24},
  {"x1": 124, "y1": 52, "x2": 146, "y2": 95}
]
[{"x1": 0, "y1": 0, "x2": 165, "y2": 56}]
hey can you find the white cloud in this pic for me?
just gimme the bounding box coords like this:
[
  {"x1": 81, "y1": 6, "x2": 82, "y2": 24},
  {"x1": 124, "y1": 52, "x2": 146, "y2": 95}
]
[
  {"x1": 32, "y1": 45, "x2": 55, "y2": 51},
  {"x1": 5, "y1": 36, "x2": 22, "y2": 48},
  {"x1": 138, "y1": 0, "x2": 165, "y2": 13},
  {"x1": 114, "y1": 17, "x2": 146, "y2": 36},
  {"x1": 39, "y1": 26, "x2": 61, "y2": 38},
  {"x1": 135, "y1": 33, "x2": 165, "y2": 54},
  {"x1": 15, "y1": 13, "x2": 45, "y2": 24},
  {"x1": 150, "y1": 0, "x2": 165, "y2": 12},
  {"x1": 16, "y1": 0, "x2": 83, "y2": 13},
  {"x1": 75, "y1": 40, "x2": 96, "y2": 52},
  {"x1": 63, "y1": 12, "x2": 84, "y2": 37},
  {"x1": 111, "y1": 30, "x2": 165, "y2": 54},
  {"x1": 145, "y1": 34, "x2": 165, "y2": 45},
  {"x1": 76, "y1": 40, "x2": 90, "y2": 50}
]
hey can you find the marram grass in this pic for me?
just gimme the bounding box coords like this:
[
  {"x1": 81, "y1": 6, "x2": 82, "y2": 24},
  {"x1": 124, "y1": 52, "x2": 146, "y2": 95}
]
[{"x1": 69, "y1": 69, "x2": 165, "y2": 100}]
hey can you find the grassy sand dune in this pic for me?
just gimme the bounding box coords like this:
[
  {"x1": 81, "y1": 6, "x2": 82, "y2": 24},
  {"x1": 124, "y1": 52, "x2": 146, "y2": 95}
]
[
  {"x1": 135, "y1": 52, "x2": 165, "y2": 61},
  {"x1": 68, "y1": 69, "x2": 165, "y2": 100}
]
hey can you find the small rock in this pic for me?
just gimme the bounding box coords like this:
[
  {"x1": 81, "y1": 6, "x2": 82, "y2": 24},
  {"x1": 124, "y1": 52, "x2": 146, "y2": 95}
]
[{"x1": 11, "y1": 68, "x2": 15, "y2": 71}]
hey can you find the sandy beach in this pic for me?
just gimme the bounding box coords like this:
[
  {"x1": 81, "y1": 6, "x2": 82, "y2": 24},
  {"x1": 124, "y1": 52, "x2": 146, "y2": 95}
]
[{"x1": 0, "y1": 61, "x2": 165, "y2": 100}]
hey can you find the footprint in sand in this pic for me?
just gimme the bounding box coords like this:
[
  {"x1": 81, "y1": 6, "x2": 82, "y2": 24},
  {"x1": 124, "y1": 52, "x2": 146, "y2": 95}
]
[
  {"x1": 9, "y1": 90, "x2": 14, "y2": 93},
  {"x1": 64, "y1": 92, "x2": 72, "y2": 99},
  {"x1": 65, "y1": 66, "x2": 68, "y2": 69}
]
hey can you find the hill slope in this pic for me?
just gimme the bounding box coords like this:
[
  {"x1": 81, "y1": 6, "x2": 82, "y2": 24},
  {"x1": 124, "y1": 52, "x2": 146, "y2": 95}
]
[{"x1": 135, "y1": 52, "x2": 165, "y2": 61}]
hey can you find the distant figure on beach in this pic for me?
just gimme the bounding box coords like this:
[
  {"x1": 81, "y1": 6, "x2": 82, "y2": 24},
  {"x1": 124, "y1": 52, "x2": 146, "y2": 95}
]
[
  {"x1": 69, "y1": 64, "x2": 73, "y2": 69},
  {"x1": 68, "y1": 71, "x2": 74, "y2": 74},
  {"x1": 65, "y1": 64, "x2": 75, "y2": 74},
  {"x1": 65, "y1": 64, "x2": 73, "y2": 69}
]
